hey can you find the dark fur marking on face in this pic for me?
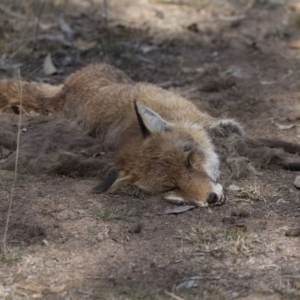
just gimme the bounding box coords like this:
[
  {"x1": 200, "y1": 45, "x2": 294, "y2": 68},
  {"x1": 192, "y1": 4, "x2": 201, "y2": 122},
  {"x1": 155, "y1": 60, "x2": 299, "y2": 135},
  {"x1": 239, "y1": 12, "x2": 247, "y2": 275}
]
[{"x1": 91, "y1": 171, "x2": 118, "y2": 193}]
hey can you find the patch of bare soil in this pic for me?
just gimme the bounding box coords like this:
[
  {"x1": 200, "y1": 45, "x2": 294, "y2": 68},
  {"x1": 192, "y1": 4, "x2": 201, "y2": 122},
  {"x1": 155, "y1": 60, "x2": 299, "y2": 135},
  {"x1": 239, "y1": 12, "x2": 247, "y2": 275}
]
[{"x1": 0, "y1": 0, "x2": 300, "y2": 299}]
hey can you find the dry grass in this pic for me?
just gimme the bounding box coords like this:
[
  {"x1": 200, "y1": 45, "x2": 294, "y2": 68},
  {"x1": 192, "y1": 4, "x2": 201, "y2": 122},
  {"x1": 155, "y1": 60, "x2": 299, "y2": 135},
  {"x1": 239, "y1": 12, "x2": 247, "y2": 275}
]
[
  {"x1": 91, "y1": 204, "x2": 138, "y2": 221},
  {"x1": 182, "y1": 225, "x2": 259, "y2": 257},
  {"x1": 0, "y1": 248, "x2": 22, "y2": 265},
  {"x1": 95, "y1": 283, "x2": 226, "y2": 300},
  {"x1": 235, "y1": 183, "x2": 267, "y2": 203}
]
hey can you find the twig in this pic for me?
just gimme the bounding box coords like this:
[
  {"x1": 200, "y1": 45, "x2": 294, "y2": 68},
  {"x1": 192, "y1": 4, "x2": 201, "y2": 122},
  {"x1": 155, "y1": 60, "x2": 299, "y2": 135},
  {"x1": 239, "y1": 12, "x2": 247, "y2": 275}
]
[
  {"x1": 164, "y1": 290, "x2": 185, "y2": 300},
  {"x1": 102, "y1": 0, "x2": 111, "y2": 43},
  {"x1": 0, "y1": 3, "x2": 27, "y2": 20},
  {"x1": 102, "y1": 0, "x2": 108, "y2": 30},
  {"x1": 2, "y1": 69, "x2": 23, "y2": 258},
  {"x1": 33, "y1": 0, "x2": 46, "y2": 50},
  {"x1": 8, "y1": 40, "x2": 31, "y2": 60},
  {"x1": 78, "y1": 290, "x2": 94, "y2": 296}
]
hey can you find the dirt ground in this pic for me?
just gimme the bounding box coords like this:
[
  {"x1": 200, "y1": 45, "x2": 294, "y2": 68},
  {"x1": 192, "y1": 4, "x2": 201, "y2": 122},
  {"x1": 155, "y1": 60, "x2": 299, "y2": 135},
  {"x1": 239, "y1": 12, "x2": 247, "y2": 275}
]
[{"x1": 0, "y1": 0, "x2": 300, "y2": 299}]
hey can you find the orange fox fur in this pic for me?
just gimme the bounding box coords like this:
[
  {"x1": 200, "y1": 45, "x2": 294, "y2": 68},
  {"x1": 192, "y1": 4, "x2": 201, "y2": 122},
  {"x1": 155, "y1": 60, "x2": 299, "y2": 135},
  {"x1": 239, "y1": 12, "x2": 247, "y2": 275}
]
[{"x1": 0, "y1": 63, "x2": 248, "y2": 206}]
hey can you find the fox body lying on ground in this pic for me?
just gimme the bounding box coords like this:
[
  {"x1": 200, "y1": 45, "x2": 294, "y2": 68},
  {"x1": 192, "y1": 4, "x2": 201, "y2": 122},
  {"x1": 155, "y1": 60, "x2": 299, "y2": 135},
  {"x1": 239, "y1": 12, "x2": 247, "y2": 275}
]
[{"x1": 0, "y1": 63, "x2": 299, "y2": 207}]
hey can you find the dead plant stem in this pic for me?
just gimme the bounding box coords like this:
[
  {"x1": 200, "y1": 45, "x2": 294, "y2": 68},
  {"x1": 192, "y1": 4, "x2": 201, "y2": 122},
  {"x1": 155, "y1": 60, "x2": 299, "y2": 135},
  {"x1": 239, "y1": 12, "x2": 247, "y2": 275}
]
[
  {"x1": 2, "y1": 69, "x2": 23, "y2": 258},
  {"x1": 33, "y1": 0, "x2": 46, "y2": 50}
]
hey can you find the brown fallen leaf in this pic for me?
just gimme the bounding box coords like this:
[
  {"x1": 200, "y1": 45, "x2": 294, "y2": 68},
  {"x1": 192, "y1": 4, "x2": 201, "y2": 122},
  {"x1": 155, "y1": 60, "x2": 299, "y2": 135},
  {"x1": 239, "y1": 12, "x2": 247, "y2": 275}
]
[
  {"x1": 289, "y1": 40, "x2": 300, "y2": 49},
  {"x1": 73, "y1": 38, "x2": 96, "y2": 51},
  {"x1": 21, "y1": 284, "x2": 45, "y2": 293},
  {"x1": 227, "y1": 224, "x2": 247, "y2": 232},
  {"x1": 48, "y1": 284, "x2": 67, "y2": 293},
  {"x1": 294, "y1": 281, "x2": 300, "y2": 290}
]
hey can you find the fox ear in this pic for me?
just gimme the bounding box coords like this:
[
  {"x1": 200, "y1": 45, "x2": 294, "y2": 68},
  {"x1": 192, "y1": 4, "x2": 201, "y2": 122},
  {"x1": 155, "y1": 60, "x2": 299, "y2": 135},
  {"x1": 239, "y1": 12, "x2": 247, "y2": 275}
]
[{"x1": 134, "y1": 100, "x2": 172, "y2": 136}]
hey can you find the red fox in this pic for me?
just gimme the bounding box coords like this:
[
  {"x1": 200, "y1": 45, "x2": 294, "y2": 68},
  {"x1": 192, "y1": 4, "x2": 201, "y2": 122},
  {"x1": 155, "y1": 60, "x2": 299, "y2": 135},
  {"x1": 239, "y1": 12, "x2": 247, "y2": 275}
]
[{"x1": 0, "y1": 63, "x2": 299, "y2": 207}]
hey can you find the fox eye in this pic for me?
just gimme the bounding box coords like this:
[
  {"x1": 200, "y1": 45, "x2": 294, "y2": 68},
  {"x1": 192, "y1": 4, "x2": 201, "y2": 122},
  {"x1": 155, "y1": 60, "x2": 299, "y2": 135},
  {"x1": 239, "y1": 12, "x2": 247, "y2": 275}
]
[
  {"x1": 183, "y1": 144, "x2": 192, "y2": 152},
  {"x1": 163, "y1": 186, "x2": 177, "y2": 193}
]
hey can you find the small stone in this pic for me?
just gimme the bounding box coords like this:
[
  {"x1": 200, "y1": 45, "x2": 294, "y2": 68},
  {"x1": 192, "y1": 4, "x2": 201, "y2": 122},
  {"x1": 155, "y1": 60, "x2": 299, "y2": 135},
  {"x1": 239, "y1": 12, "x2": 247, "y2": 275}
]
[
  {"x1": 285, "y1": 227, "x2": 300, "y2": 237},
  {"x1": 96, "y1": 233, "x2": 104, "y2": 242},
  {"x1": 228, "y1": 184, "x2": 242, "y2": 191},
  {"x1": 227, "y1": 224, "x2": 247, "y2": 232},
  {"x1": 231, "y1": 209, "x2": 250, "y2": 218},
  {"x1": 294, "y1": 176, "x2": 300, "y2": 188},
  {"x1": 128, "y1": 223, "x2": 143, "y2": 234},
  {"x1": 222, "y1": 216, "x2": 236, "y2": 225},
  {"x1": 42, "y1": 239, "x2": 49, "y2": 246}
]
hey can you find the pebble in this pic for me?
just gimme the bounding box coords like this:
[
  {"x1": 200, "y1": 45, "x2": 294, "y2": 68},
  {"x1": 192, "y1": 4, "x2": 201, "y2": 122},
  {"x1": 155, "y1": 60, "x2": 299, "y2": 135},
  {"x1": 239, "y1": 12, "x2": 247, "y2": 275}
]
[
  {"x1": 285, "y1": 227, "x2": 300, "y2": 237},
  {"x1": 293, "y1": 176, "x2": 300, "y2": 188},
  {"x1": 128, "y1": 223, "x2": 143, "y2": 234},
  {"x1": 222, "y1": 216, "x2": 236, "y2": 225}
]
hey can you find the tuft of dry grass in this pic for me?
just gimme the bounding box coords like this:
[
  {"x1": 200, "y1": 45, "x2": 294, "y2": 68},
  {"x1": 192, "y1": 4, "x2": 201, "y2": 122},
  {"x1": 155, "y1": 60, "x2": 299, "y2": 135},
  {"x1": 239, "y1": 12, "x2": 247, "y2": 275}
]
[
  {"x1": 182, "y1": 225, "x2": 259, "y2": 257},
  {"x1": 224, "y1": 229, "x2": 258, "y2": 256},
  {"x1": 235, "y1": 183, "x2": 266, "y2": 203},
  {"x1": 95, "y1": 282, "x2": 226, "y2": 300},
  {"x1": 0, "y1": 248, "x2": 22, "y2": 265},
  {"x1": 91, "y1": 204, "x2": 138, "y2": 221}
]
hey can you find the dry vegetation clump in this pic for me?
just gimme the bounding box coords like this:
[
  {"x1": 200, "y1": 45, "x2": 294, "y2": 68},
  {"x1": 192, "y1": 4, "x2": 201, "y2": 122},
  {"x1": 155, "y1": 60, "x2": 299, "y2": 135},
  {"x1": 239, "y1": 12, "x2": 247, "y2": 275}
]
[
  {"x1": 91, "y1": 204, "x2": 138, "y2": 221},
  {"x1": 182, "y1": 225, "x2": 259, "y2": 257},
  {"x1": 235, "y1": 183, "x2": 267, "y2": 203},
  {"x1": 96, "y1": 282, "x2": 227, "y2": 300}
]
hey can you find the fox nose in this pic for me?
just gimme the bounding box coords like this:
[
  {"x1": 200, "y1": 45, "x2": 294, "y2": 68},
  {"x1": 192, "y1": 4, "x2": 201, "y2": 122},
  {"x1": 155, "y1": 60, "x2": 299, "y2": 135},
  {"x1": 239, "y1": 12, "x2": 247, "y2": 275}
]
[
  {"x1": 206, "y1": 193, "x2": 227, "y2": 206},
  {"x1": 207, "y1": 192, "x2": 227, "y2": 206},
  {"x1": 207, "y1": 192, "x2": 218, "y2": 205}
]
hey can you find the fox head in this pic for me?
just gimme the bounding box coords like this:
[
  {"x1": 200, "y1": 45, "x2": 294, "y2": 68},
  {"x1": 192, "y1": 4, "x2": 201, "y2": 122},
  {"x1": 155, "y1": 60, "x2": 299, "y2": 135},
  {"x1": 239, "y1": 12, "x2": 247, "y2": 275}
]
[{"x1": 93, "y1": 100, "x2": 226, "y2": 207}]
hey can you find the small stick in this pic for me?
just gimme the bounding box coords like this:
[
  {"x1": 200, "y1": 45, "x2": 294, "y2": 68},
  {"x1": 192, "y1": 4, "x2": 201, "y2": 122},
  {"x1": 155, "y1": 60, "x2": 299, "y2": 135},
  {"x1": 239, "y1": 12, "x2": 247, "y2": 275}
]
[
  {"x1": 164, "y1": 290, "x2": 185, "y2": 300},
  {"x1": 33, "y1": 0, "x2": 46, "y2": 50},
  {"x1": 2, "y1": 69, "x2": 23, "y2": 258}
]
